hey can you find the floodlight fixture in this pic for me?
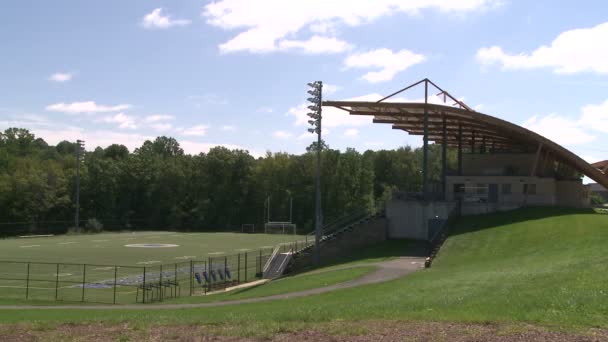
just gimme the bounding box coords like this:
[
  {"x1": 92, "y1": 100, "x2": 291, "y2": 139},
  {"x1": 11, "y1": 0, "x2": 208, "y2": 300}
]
[
  {"x1": 308, "y1": 105, "x2": 320, "y2": 112},
  {"x1": 307, "y1": 89, "x2": 320, "y2": 96},
  {"x1": 307, "y1": 112, "x2": 319, "y2": 119}
]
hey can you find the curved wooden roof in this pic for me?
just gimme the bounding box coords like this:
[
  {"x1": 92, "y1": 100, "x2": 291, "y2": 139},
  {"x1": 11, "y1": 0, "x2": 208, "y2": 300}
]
[{"x1": 323, "y1": 100, "x2": 608, "y2": 190}]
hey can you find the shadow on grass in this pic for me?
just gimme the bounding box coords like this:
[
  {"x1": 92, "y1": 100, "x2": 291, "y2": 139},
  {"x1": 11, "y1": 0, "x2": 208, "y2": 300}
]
[
  {"x1": 290, "y1": 239, "x2": 428, "y2": 276},
  {"x1": 450, "y1": 206, "x2": 599, "y2": 237}
]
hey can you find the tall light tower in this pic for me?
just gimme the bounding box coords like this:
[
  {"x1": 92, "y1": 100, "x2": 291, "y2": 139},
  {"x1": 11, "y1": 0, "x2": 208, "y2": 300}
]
[
  {"x1": 307, "y1": 81, "x2": 323, "y2": 265},
  {"x1": 75, "y1": 139, "x2": 85, "y2": 230}
]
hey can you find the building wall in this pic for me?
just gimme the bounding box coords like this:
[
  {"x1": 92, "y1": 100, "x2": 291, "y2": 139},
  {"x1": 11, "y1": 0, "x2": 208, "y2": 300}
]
[
  {"x1": 385, "y1": 200, "x2": 455, "y2": 240},
  {"x1": 446, "y1": 176, "x2": 589, "y2": 211},
  {"x1": 556, "y1": 180, "x2": 590, "y2": 207}
]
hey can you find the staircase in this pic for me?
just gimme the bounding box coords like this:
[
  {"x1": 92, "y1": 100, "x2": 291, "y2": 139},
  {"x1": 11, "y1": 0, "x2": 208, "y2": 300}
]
[
  {"x1": 262, "y1": 246, "x2": 293, "y2": 279},
  {"x1": 292, "y1": 208, "x2": 386, "y2": 260}
]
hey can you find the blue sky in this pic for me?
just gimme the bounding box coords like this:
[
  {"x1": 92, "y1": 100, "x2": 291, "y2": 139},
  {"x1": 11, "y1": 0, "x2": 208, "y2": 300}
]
[{"x1": 1, "y1": 0, "x2": 607, "y2": 162}]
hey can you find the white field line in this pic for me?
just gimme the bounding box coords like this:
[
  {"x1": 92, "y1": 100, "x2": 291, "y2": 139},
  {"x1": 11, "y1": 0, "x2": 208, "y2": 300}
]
[
  {"x1": 174, "y1": 256, "x2": 196, "y2": 260},
  {"x1": 207, "y1": 252, "x2": 224, "y2": 255},
  {"x1": 57, "y1": 242, "x2": 77, "y2": 245},
  {"x1": 18, "y1": 235, "x2": 54, "y2": 238},
  {"x1": 136, "y1": 260, "x2": 161, "y2": 265},
  {"x1": 19, "y1": 245, "x2": 40, "y2": 248},
  {"x1": 91, "y1": 240, "x2": 109, "y2": 243}
]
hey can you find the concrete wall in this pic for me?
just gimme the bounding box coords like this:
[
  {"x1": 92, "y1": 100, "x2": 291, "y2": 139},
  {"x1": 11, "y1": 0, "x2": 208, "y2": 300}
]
[
  {"x1": 385, "y1": 200, "x2": 455, "y2": 240},
  {"x1": 290, "y1": 217, "x2": 387, "y2": 271},
  {"x1": 556, "y1": 180, "x2": 590, "y2": 207}
]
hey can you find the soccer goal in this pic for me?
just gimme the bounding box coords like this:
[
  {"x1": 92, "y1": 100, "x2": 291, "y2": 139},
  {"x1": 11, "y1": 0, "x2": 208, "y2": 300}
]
[
  {"x1": 264, "y1": 222, "x2": 297, "y2": 235},
  {"x1": 241, "y1": 224, "x2": 255, "y2": 233}
]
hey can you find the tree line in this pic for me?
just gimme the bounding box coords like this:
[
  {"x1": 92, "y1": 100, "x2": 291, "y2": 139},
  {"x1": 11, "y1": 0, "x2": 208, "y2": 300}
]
[{"x1": 0, "y1": 127, "x2": 453, "y2": 235}]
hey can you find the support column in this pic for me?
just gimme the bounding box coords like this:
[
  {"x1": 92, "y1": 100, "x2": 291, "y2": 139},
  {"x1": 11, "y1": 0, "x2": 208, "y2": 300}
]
[
  {"x1": 422, "y1": 80, "x2": 429, "y2": 200},
  {"x1": 457, "y1": 124, "x2": 463, "y2": 176},
  {"x1": 442, "y1": 114, "x2": 447, "y2": 200},
  {"x1": 471, "y1": 131, "x2": 476, "y2": 153},
  {"x1": 531, "y1": 143, "x2": 543, "y2": 177}
]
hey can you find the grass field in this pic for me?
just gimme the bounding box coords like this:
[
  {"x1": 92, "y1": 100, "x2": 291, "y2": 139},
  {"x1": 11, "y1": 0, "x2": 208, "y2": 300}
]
[
  {"x1": 0, "y1": 231, "x2": 303, "y2": 266},
  {"x1": 0, "y1": 231, "x2": 304, "y2": 304},
  {"x1": 0, "y1": 207, "x2": 607, "y2": 339}
]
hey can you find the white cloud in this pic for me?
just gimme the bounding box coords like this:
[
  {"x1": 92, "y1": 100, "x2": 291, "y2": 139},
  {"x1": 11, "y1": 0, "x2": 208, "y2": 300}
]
[
  {"x1": 180, "y1": 141, "x2": 263, "y2": 158},
  {"x1": 144, "y1": 114, "x2": 174, "y2": 123},
  {"x1": 100, "y1": 113, "x2": 137, "y2": 130},
  {"x1": 579, "y1": 99, "x2": 608, "y2": 133},
  {"x1": 323, "y1": 83, "x2": 341, "y2": 95},
  {"x1": 46, "y1": 101, "x2": 131, "y2": 114},
  {"x1": 48, "y1": 72, "x2": 73, "y2": 82},
  {"x1": 278, "y1": 36, "x2": 351, "y2": 54},
  {"x1": 476, "y1": 22, "x2": 608, "y2": 74},
  {"x1": 203, "y1": 0, "x2": 496, "y2": 54},
  {"x1": 344, "y1": 128, "x2": 359, "y2": 137},
  {"x1": 522, "y1": 114, "x2": 595, "y2": 146},
  {"x1": 344, "y1": 48, "x2": 425, "y2": 82},
  {"x1": 221, "y1": 125, "x2": 237, "y2": 131},
  {"x1": 273, "y1": 130, "x2": 293, "y2": 139},
  {"x1": 30, "y1": 127, "x2": 153, "y2": 152},
  {"x1": 179, "y1": 125, "x2": 209, "y2": 137},
  {"x1": 150, "y1": 123, "x2": 173, "y2": 132},
  {"x1": 142, "y1": 8, "x2": 191, "y2": 29},
  {"x1": 297, "y1": 132, "x2": 313, "y2": 140}
]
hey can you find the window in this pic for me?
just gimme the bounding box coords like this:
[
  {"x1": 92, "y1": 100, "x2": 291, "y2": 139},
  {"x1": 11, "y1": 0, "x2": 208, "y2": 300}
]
[
  {"x1": 524, "y1": 183, "x2": 537, "y2": 195},
  {"x1": 453, "y1": 184, "x2": 465, "y2": 193},
  {"x1": 501, "y1": 183, "x2": 512, "y2": 195},
  {"x1": 476, "y1": 184, "x2": 487, "y2": 194}
]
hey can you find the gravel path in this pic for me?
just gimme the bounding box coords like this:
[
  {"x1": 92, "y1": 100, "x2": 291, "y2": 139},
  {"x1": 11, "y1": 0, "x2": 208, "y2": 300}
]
[{"x1": 0, "y1": 257, "x2": 425, "y2": 310}]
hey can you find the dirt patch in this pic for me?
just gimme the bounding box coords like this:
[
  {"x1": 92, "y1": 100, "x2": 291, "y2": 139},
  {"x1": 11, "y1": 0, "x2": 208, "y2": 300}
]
[{"x1": 0, "y1": 321, "x2": 606, "y2": 341}]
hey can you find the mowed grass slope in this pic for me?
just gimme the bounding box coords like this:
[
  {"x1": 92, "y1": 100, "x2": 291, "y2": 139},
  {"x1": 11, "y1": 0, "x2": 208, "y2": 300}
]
[{"x1": 1, "y1": 207, "x2": 607, "y2": 331}]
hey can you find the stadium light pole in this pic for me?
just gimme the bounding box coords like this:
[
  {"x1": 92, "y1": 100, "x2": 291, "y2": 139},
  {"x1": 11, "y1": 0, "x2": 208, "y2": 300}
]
[
  {"x1": 307, "y1": 81, "x2": 323, "y2": 265},
  {"x1": 75, "y1": 139, "x2": 85, "y2": 230}
]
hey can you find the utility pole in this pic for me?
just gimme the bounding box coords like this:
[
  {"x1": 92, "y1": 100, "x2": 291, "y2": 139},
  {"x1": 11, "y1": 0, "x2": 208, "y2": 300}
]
[
  {"x1": 75, "y1": 139, "x2": 85, "y2": 230},
  {"x1": 307, "y1": 81, "x2": 323, "y2": 265}
]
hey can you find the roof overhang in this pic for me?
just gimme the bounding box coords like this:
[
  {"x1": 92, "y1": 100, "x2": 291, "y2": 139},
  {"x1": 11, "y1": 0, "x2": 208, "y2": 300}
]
[{"x1": 322, "y1": 80, "x2": 608, "y2": 190}]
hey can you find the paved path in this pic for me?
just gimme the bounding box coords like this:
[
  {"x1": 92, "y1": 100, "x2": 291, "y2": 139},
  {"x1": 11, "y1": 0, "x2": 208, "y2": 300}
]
[{"x1": 0, "y1": 257, "x2": 425, "y2": 310}]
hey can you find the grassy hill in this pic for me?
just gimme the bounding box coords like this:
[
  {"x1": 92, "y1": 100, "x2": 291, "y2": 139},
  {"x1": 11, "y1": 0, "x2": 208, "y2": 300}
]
[{"x1": 1, "y1": 207, "x2": 607, "y2": 334}]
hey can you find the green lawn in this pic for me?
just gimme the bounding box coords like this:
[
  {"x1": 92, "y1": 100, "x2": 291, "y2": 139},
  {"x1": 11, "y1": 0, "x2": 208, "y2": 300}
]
[
  {"x1": 165, "y1": 266, "x2": 375, "y2": 304},
  {"x1": 1, "y1": 207, "x2": 607, "y2": 333}
]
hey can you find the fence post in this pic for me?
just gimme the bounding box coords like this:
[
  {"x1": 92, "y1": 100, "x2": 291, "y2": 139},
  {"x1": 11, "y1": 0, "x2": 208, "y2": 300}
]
[
  {"x1": 244, "y1": 252, "x2": 248, "y2": 281},
  {"x1": 224, "y1": 256, "x2": 227, "y2": 288},
  {"x1": 159, "y1": 264, "x2": 163, "y2": 301},
  {"x1": 237, "y1": 253, "x2": 241, "y2": 283},
  {"x1": 25, "y1": 262, "x2": 30, "y2": 300},
  {"x1": 174, "y1": 263, "x2": 178, "y2": 298},
  {"x1": 55, "y1": 263, "x2": 59, "y2": 300},
  {"x1": 81, "y1": 264, "x2": 86, "y2": 302},
  {"x1": 143, "y1": 266, "x2": 146, "y2": 304},
  {"x1": 189, "y1": 260, "x2": 193, "y2": 296},
  {"x1": 113, "y1": 265, "x2": 118, "y2": 304},
  {"x1": 259, "y1": 249, "x2": 262, "y2": 276}
]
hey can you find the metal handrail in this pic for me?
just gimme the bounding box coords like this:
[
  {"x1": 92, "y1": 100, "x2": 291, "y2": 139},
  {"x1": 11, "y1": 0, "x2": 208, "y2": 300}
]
[{"x1": 263, "y1": 246, "x2": 280, "y2": 273}]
